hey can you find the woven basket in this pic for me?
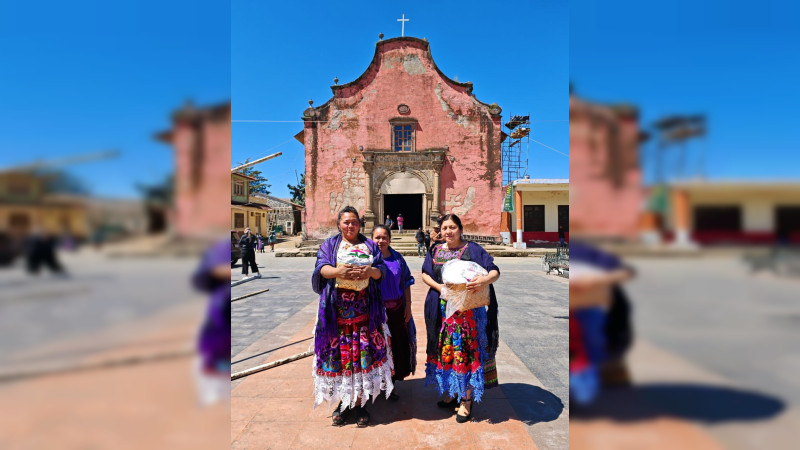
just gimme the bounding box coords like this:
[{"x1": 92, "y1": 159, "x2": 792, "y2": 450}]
[
  {"x1": 335, "y1": 262, "x2": 369, "y2": 291},
  {"x1": 444, "y1": 282, "x2": 490, "y2": 311}
]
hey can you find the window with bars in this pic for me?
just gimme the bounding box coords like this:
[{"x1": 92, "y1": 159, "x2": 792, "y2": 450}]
[
  {"x1": 392, "y1": 124, "x2": 414, "y2": 152},
  {"x1": 233, "y1": 181, "x2": 245, "y2": 196},
  {"x1": 234, "y1": 213, "x2": 244, "y2": 229}
]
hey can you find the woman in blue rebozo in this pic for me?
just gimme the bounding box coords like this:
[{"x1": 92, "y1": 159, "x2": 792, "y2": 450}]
[{"x1": 421, "y1": 213, "x2": 500, "y2": 423}]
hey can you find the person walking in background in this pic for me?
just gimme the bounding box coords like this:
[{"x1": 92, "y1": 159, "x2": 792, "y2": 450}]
[
  {"x1": 371, "y1": 224, "x2": 417, "y2": 401},
  {"x1": 424, "y1": 229, "x2": 432, "y2": 253},
  {"x1": 415, "y1": 227, "x2": 426, "y2": 256},
  {"x1": 428, "y1": 220, "x2": 444, "y2": 253},
  {"x1": 25, "y1": 228, "x2": 66, "y2": 276},
  {"x1": 397, "y1": 214, "x2": 404, "y2": 232},
  {"x1": 268, "y1": 228, "x2": 276, "y2": 252},
  {"x1": 238, "y1": 228, "x2": 261, "y2": 280},
  {"x1": 385, "y1": 214, "x2": 394, "y2": 230},
  {"x1": 256, "y1": 232, "x2": 265, "y2": 253}
]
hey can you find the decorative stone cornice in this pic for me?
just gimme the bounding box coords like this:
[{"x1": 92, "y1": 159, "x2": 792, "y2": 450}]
[{"x1": 362, "y1": 148, "x2": 446, "y2": 168}]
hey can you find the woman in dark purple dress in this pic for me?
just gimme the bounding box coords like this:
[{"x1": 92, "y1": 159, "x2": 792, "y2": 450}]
[{"x1": 371, "y1": 225, "x2": 417, "y2": 399}]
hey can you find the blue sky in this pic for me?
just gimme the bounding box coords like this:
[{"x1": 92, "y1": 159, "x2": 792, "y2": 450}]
[
  {"x1": 0, "y1": 1, "x2": 230, "y2": 198},
  {"x1": 5, "y1": 1, "x2": 792, "y2": 200},
  {"x1": 233, "y1": 1, "x2": 569, "y2": 197},
  {"x1": 571, "y1": 0, "x2": 800, "y2": 183}
]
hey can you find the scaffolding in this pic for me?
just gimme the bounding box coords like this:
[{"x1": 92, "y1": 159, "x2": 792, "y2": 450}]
[{"x1": 501, "y1": 114, "x2": 530, "y2": 186}]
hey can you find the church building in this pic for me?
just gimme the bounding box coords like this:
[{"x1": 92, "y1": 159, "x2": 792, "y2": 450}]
[{"x1": 299, "y1": 37, "x2": 504, "y2": 239}]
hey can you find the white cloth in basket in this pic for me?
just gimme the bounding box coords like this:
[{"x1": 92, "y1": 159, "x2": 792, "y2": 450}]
[{"x1": 441, "y1": 260, "x2": 489, "y2": 319}]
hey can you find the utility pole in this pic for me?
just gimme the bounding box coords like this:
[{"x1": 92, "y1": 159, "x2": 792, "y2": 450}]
[{"x1": 231, "y1": 152, "x2": 282, "y2": 173}]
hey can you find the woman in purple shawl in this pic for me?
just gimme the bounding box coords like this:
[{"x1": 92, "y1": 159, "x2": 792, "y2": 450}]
[
  {"x1": 311, "y1": 206, "x2": 393, "y2": 427},
  {"x1": 371, "y1": 225, "x2": 417, "y2": 399}
]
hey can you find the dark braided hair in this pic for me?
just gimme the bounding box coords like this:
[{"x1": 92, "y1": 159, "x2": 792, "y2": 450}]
[
  {"x1": 336, "y1": 206, "x2": 361, "y2": 233},
  {"x1": 439, "y1": 213, "x2": 464, "y2": 231},
  {"x1": 372, "y1": 224, "x2": 391, "y2": 239}
]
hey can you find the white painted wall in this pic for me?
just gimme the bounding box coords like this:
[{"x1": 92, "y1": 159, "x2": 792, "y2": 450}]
[
  {"x1": 511, "y1": 189, "x2": 569, "y2": 232},
  {"x1": 666, "y1": 188, "x2": 800, "y2": 232}
]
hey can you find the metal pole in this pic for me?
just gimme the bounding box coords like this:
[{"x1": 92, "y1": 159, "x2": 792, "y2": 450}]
[
  {"x1": 231, "y1": 350, "x2": 314, "y2": 380},
  {"x1": 231, "y1": 288, "x2": 270, "y2": 303},
  {"x1": 231, "y1": 152, "x2": 283, "y2": 173}
]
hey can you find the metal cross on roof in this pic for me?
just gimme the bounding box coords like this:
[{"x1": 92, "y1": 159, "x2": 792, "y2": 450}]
[{"x1": 397, "y1": 14, "x2": 409, "y2": 37}]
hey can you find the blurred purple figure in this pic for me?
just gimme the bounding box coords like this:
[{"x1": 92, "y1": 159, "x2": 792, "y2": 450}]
[{"x1": 192, "y1": 238, "x2": 231, "y2": 405}]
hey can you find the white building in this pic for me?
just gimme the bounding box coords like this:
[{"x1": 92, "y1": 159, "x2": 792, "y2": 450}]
[{"x1": 507, "y1": 178, "x2": 569, "y2": 247}]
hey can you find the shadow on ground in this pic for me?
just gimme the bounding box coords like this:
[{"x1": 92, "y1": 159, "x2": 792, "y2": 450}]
[
  {"x1": 336, "y1": 379, "x2": 565, "y2": 427},
  {"x1": 501, "y1": 383, "x2": 564, "y2": 425},
  {"x1": 571, "y1": 383, "x2": 785, "y2": 423}
]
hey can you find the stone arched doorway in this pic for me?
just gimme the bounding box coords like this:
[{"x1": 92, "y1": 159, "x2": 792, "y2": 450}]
[{"x1": 379, "y1": 171, "x2": 427, "y2": 231}]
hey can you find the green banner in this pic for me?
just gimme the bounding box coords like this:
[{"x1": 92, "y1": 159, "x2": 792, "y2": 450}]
[{"x1": 502, "y1": 185, "x2": 514, "y2": 212}]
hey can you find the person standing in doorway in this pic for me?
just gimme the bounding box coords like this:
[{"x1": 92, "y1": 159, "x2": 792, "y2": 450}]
[
  {"x1": 415, "y1": 227, "x2": 426, "y2": 256},
  {"x1": 238, "y1": 228, "x2": 261, "y2": 279},
  {"x1": 385, "y1": 215, "x2": 394, "y2": 230},
  {"x1": 397, "y1": 214, "x2": 404, "y2": 232},
  {"x1": 558, "y1": 225, "x2": 566, "y2": 247},
  {"x1": 268, "y1": 228, "x2": 276, "y2": 252}
]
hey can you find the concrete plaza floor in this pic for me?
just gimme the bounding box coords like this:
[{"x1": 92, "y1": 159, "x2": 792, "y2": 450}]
[
  {"x1": 0, "y1": 248, "x2": 229, "y2": 449},
  {"x1": 231, "y1": 252, "x2": 569, "y2": 449},
  {"x1": 571, "y1": 255, "x2": 800, "y2": 450}
]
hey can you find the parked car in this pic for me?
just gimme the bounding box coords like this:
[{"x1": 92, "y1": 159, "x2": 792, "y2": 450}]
[
  {"x1": 0, "y1": 232, "x2": 21, "y2": 267},
  {"x1": 231, "y1": 230, "x2": 241, "y2": 267}
]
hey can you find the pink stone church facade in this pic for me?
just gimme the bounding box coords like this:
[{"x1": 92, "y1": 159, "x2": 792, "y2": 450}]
[
  {"x1": 569, "y1": 92, "x2": 643, "y2": 240},
  {"x1": 157, "y1": 101, "x2": 232, "y2": 240},
  {"x1": 300, "y1": 37, "x2": 504, "y2": 239}
]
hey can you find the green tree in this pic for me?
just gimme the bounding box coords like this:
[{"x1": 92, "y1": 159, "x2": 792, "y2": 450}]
[
  {"x1": 136, "y1": 174, "x2": 174, "y2": 207},
  {"x1": 287, "y1": 172, "x2": 305, "y2": 206},
  {"x1": 38, "y1": 169, "x2": 89, "y2": 195},
  {"x1": 235, "y1": 159, "x2": 271, "y2": 195}
]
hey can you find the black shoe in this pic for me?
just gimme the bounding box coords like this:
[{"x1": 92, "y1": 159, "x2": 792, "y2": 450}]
[
  {"x1": 437, "y1": 397, "x2": 458, "y2": 409},
  {"x1": 332, "y1": 402, "x2": 348, "y2": 426},
  {"x1": 456, "y1": 399, "x2": 473, "y2": 423},
  {"x1": 354, "y1": 405, "x2": 370, "y2": 427}
]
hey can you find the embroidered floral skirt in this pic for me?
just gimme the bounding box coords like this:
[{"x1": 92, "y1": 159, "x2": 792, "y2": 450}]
[
  {"x1": 425, "y1": 297, "x2": 488, "y2": 403},
  {"x1": 313, "y1": 288, "x2": 394, "y2": 409}
]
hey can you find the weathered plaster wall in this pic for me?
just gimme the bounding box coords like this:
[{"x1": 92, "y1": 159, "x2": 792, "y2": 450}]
[
  {"x1": 304, "y1": 38, "x2": 503, "y2": 238},
  {"x1": 569, "y1": 96, "x2": 642, "y2": 239},
  {"x1": 172, "y1": 105, "x2": 231, "y2": 239}
]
